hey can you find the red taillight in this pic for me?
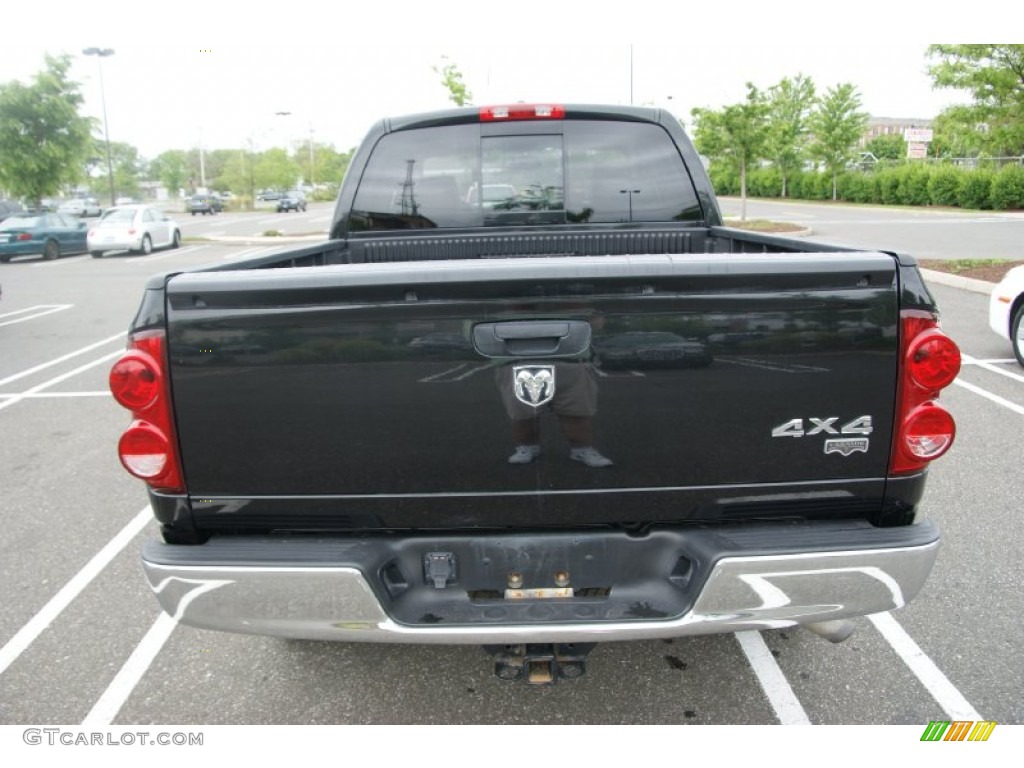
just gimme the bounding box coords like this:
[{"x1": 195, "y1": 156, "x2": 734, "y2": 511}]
[
  {"x1": 109, "y1": 331, "x2": 184, "y2": 492},
  {"x1": 16, "y1": 233, "x2": 32, "y2": 241},
  {"x1": 890, "y1": 311, "x2": 960, "y2": 474},
  {"x1": 907, "y1": 329, "x2": 961, "y2": 390},
  {"x1": 109, "y1": 351, "x2": 161, "y2": 410},
  {"x1": 902, "y1": 404, "x2": 956, "y2": 460},
  {"x1": 480, "y1": 104, "x2": 565, "y2": 121},
  {"x1": 118, "y1": 421, "x2": 172, "y2": 478}
]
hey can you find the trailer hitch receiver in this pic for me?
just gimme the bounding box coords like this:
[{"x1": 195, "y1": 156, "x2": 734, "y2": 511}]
[{"x1": 483, "y1": 643, "x2": 597, "y2": 685}]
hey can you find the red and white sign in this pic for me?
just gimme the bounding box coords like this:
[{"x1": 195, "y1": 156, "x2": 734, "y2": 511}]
[
  {"x1": 904, "y1": 128, "x2": 934, "y2": 144},
  {"x1": 907, "y1": 143, "x2": 929, "y2": 159}
]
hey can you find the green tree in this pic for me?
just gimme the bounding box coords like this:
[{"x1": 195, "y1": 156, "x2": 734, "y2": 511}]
[
  {"x1": 765, "y1": 74, "x2": 816, "y2": 197},
  {"x1": 254, "y1": 147, "x2": 298, "y2": 191},
  {"x1": 433, "y1": 56, "x2": 473, "y2": 107},
  {"x1": 691, "y1": 83, "x2": 769, "y2": 220},
  {"x1": 931, "y1": 106, "x2": 986, "y2": 158},
  {"x1": 927, "y1": 45, "x2": 1024, "y2": 155},
  {"x1": 0, "y1": 53, "x2": 95, "y2": 206},
  {"x1": 150, "y1": 149, "x2": 189, "y2": 197},
  {"x1": 218, "y1": 150, "x2": 253, "y2": 206},
  {"x1": 95, "y1": 141, "x2": 143, "y2": 199},
  {"x1": 291, "y1": 142, "x2": 353, "y2": 187},
  {"x1": 205, "y1": 149, "x2": 233, "y2": 188},
  {"x1": 809, "y1": 83, "x2": 868, "y2": 200},
  {"x1": 866, "y1": 133, "x2": 906, "y2": 161}
]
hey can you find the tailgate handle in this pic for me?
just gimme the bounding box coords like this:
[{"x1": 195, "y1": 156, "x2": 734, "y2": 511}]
[{"x1": 473, "y1": 321, "x2": 592, "y2": 358}]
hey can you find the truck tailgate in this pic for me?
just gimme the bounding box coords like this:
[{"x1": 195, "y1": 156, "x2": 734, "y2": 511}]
[{"x1": 165, "y1": 253, "x2": 899, "y2": 531}]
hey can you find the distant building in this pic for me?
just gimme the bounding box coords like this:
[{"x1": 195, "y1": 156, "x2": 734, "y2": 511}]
[{"x1": 860, "y1": 116, "x2": 933, "y2": 147}]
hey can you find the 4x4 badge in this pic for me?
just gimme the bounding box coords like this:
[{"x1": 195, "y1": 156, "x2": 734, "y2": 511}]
[{"x1": 513, "y1": 365, "x2": 555, "y2": 408}]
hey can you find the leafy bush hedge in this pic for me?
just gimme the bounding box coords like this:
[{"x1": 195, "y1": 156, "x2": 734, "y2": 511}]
[
  {"x1": 990, "y1": 165, "x2": 1024, "y2": 210},
  {"x1": 708, "y1": 161, "x2": 1024, "y2": 210},
  {"x1": 957, "y1": 169, "x2": 994, "y2": 209},
  {"x1": 927, "y1": 167, "x2": 961, "y2": 206},
  {"x1": 310, "y1": 185, "x2": 339, "y2": 202},
  {"x1": 225, "y1": 195, "x2": 253, "y2": 212}
]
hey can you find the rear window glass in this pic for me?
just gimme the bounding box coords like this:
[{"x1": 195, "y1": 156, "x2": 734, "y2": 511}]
[
  {"x1": 102, "y1": 208, "x2": 136, "y2": 223},
  {"x1": 0, "y1": 216, "x2": 39, "y2": 230},
  {"x1": 349, "y1": 120, "x2": 701, "y2": 231}
]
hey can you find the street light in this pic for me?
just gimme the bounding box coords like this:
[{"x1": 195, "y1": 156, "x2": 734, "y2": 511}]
[
  {"x1": 82, "y1": 47, "x2": 116, "y2": 207},
  {"x1": 275, "y1": 111, "x2": 315, "y2": 187},
  {"x1": 307, "y1": 122, "x2": 315, "y2": 188},
  {"x1": 274, "y1": 110, "x2": 291, "y2": 151}
]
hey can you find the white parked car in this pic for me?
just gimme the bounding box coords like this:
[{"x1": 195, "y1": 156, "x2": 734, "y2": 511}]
[
  {"x1": 88, "y1": 205, "x2": 182, "y2": 257},
  {"x1": 988, "y1": 265, "x2": 1024, "y2": 367},
  {"x1": 58, "y1": 197, "x2": 103, "y2": 217}
]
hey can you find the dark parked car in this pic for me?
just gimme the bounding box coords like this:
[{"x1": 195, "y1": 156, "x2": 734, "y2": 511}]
[
  {"x1": 188, "y1": 193, "x2": 223, "y2": 215},
  {"x1": 0, "y1": 200, "x2": 26, "y2": 223},
  {"x1": 276, "y1": 191, "x2": 307, "y2": 212},
  {"x1": 0, "y1": 213, "x2": 88, "y2": 262}
]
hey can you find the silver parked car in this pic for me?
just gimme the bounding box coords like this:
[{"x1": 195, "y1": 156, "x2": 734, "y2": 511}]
[
  {"x1": 58, "y1": 197, "x2": 103, "y2": 217},
  {"x1": 88, "y1": 205, "x2": 182, "y2": 257}
]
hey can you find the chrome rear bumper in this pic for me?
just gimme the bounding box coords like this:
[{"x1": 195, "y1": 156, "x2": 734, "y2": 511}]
[{"x1": 142, "y1": 522, "x2": 939, "y2": 644}]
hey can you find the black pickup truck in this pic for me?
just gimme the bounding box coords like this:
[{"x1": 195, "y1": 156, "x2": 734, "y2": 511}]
[{"x1": 110, "y1": 104, "x2": 960, "y2": 683}]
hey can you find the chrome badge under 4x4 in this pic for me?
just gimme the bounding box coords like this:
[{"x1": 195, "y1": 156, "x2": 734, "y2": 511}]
[
  {"x1": 772, "y1": 416, "x2": 873, "y2": 455},
  {"x1": 513, "y1": 365, "x2": 555, "y2": 407}
]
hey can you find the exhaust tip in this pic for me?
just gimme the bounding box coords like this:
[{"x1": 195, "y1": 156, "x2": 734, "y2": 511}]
[{"x1": 803, "y1": 619, "x2": 856, "y2": 643}]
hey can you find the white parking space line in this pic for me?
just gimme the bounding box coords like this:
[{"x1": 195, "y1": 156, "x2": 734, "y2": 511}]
[
  {"x1": 0, "y1": 304, "x2": 73, "y2": 328},
  {"x1": 0, "y1": 391, "x2": 111, "y2": 398},
  {"x1": 734, "y1": 631, "x2": 811, "y2": 724},
  {"x1": 83, "y1": 612, "x2": 177, "y2": 726},
  {"x1": 126, "y1": 245, "x2": 208, "y2": 264},
  {"x1": 961, "y1": 354, "x2": 1024, "y2": 384},
  {"x1": 0, "y1": 349, "x2": 123, "y2": 412},
  {"x1": 963, "y1": 358, "x2": 1016, "y2": 366},
  {"x1": 31, "y1": 255, "x2": 90, "y2": 268},
  {"x1": 953, "y1": 378, "x2": 1024, "y2": 416},
  {"x1": 0, "y1": 506, "x2": 152, "y2": 679},
  {"x1": 869, "y1": 612, "x2": 982, "y2": 721},
  {"x1": 0, "y1": 332, "x2": 125, "y2": 388},
  {"x1": 0, "y1": 306, "x2": 54, "y2": 320}
]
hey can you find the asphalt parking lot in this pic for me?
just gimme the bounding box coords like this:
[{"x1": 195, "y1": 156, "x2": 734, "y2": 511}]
[{"x1": 0, "y1": 203, "x2": 1019, "y2": 761}]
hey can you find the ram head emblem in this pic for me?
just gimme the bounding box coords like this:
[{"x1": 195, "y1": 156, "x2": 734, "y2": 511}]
[{"x1": 513, "y1": 365, "x2": 555, "y2": 408}]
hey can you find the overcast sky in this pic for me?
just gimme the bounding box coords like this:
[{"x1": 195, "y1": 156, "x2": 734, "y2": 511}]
[{"x1": 2, "y1": 3, "x2": 1008, "y2": 162}]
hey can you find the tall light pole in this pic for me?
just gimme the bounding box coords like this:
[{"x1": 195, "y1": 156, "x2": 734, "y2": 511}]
[
  {"x1": 82, "y1": 47, "x2": 116, "y2": 207},
  {"x1": 274, "y1": 110, "x2": 291, "y2": 147},
  {"x1": 307, "y1": 122, "x2": 315, "y2": 188},
  {"x1": 198, "y1": 125, "x2": 206, "y2": 189},
  {"x1": 275, "y1": 111, "x2": 315, "y2": 188},
  {"x1": 274, "y1": 110, "x2": 299, "y2": 187}
]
